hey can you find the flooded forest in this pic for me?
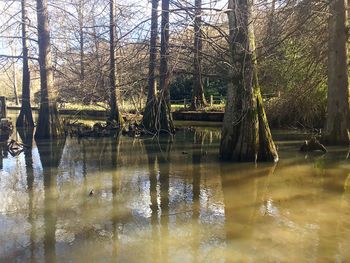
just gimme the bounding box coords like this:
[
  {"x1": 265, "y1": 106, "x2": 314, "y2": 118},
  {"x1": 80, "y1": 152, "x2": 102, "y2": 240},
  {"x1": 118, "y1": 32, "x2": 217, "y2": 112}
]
[{"x1": 0, "y1": 0, "x2": 349, "y2": 262}]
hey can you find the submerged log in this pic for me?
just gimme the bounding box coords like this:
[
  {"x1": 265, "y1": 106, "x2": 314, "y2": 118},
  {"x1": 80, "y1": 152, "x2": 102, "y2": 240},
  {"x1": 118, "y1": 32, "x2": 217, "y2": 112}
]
[{"x1": 300, "y1": 137, "x2": 327, "y2": 153}]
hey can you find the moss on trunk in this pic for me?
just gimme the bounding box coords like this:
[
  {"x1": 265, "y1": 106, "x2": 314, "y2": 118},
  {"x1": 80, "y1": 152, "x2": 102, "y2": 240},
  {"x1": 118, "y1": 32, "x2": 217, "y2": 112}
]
[{"x1": 220, "y1": 0, "x2": 278, "y2": 162}]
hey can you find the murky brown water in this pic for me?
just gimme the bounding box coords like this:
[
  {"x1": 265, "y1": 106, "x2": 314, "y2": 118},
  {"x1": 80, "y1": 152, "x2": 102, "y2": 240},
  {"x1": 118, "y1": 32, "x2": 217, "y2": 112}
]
[{"x1": 0, "y1": 119, "x2": 349, "y2": 262}]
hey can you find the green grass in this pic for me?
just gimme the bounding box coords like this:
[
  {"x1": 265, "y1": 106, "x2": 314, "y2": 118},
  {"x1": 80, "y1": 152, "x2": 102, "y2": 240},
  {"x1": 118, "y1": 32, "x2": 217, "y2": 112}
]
[
  {"x1": 171, "y1": 104, "x2": 225, "y2": 112},
  {"x1": 7, "y1": 100, "x2": 225, "y2": 113}
]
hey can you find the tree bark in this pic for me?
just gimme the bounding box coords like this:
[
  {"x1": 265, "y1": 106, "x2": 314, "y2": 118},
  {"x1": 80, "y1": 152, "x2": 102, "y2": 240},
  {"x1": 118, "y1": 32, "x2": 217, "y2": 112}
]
[
  {"x1": 191, "y1": 0, "x2": 207, "y2": 110},
  {"x1": 322, "y1": 0, "x2": 350, "y2": 145},
  {"x1": 16, "y1": 0, "x2": 34, "y2": 129},
  {"x1": 158, "y1": 0, "x2": 175, "y2": 134},
  {"x1": 78, "y1": 0, "x2": 85, "y2": 85},
  {"x1": 12, "y1": 63, "x2": 19, "y2": 105},
  {"x1": 142, "y1": 0, "x2": 159, "y2": 131},
  {"x1": 108, "y1": 0, "x2": 123, "y2": 126},
  {"x1": 220, "y1": 0, "x2": 278, "y2": 162},
  {"x1": 143, "y1": 0, "x2": 175, "y2": 134},
  {"x1": 35, "y1": 0, "x2": 64, "y2": 139}
]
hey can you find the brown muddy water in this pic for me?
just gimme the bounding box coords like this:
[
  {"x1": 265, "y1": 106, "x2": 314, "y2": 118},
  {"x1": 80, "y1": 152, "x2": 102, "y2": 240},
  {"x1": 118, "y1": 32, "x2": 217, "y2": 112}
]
[{"x1": 0, "y1": 114, "x2": 350, "y2": 262}]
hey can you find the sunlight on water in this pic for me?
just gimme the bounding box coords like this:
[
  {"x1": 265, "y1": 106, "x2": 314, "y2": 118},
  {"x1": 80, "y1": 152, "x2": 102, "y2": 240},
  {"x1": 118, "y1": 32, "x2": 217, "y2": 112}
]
[{"x1": 0, "y1": 121, "x2": 349, "y2": 262}]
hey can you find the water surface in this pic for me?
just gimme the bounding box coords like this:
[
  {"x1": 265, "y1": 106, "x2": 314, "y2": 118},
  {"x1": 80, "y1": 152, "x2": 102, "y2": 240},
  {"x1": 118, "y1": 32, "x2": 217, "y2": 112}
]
[{"x1": 0, "y1": 124, "x2": 349, "y2": 262}]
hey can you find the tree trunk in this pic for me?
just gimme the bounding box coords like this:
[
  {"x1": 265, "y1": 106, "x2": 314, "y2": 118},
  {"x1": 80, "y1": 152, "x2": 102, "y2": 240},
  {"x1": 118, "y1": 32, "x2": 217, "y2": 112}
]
[
  {"x1": 92, "y1": 16, "x2": 105, "y2": 96},
  {"x1": 266, "y1": 0, "x2": 276, "y2": 39},
  {"x1": 322, "y1": 0, "x2": 350, "y2": 145},
  {"x1": 191, "y1": 0, "x2": 207, "y2": 110},
  {"x1": 220, "y1": 0, "x2": 278, "y2": 162},
  {"x1": 35, "y1": 0, "x2": 64, "y2": 140},
  {"x1": 108, "y1": 0, "x2": 123, "y2": 127},
  {"x1": 78, "y1": 0, "x2": 84, "y2": 86},
  {"x1": 16, "y1": 0, "x2": 34, "y2": 129},
  {"x1": 12, "y1": 63, "x2": 19, "y2": 105},
  {"x1": 142, "y1": 0, "x2": 159, "y2": 131},
  {"x1": 158, "y1": 0, "x2": 175, "y2": 134}
]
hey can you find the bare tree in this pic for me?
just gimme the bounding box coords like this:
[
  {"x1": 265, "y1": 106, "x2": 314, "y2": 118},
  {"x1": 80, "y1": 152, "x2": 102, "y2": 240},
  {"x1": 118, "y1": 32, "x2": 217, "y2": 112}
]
[
  {"x1": 35, "y1": 0, "x2": 64, "y2": 139},
  {"x1": 191, "y1": 0, "x2": 207, "y2": 110},
  {"x1": 108, "y1": 0, "x2": 123, "y2": 126},
  {"x1": 142, "y1": 0, "x2": 159, "y2": 131},
  {"x1": 157, "y1": 0, "x2": 175, "y2": 133},
  {"x1": 17, "y1": 0, "x2": 34, "y2": 129}
]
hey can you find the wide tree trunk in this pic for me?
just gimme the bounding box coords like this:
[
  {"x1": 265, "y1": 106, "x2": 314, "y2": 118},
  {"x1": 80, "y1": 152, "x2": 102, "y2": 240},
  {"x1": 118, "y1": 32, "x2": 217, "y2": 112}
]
[
  {"x1": 108, "y1": 0, "x2": 123, "y2": 126},
  {"x1": 220, "y1": 0, "x2": 278, "y2": 162},
  {"x1": 190, "y1": 0, "x2": 207, "y2": 110},
  {"x1": 142, "y1": 0, "x2": 159, "y2": 131},
  {"x1": 158, "y1": 0, "x2": 175, "y2": 134},
  {"x1": 35, "y1": 0, "x2": 64, "y2": 140},
  {"x1": 322, "y1": 0, "x2": 350, "y2": 145},
  {"x1": 17, "y1": 0, "x2": 34, "y2": 129}
]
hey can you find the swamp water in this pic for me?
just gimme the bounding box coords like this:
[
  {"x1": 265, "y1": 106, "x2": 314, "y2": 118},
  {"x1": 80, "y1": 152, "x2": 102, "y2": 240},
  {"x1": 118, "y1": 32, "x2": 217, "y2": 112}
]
[{"x1": 0, "y1": 122, "x2": 349, "y2": 262}]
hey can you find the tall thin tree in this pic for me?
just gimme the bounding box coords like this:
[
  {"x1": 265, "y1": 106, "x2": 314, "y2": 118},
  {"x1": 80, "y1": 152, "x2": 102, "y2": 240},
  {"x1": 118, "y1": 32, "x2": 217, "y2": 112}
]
[
  {"x1": 191, "y1": 0, "x2": 207, "y2": 110},
  {"x1": 158, "y1": 0, "x2": 175, "y2": 133},
  {"x1": 108, "y1": 0, "x2": 123, "y2": 126},
  {"x1": 17, "y1": 0, "x2": 34, "y2": 129},
  {"x1": 142, "y1": 0, "x2": 159, "y2": 131}
]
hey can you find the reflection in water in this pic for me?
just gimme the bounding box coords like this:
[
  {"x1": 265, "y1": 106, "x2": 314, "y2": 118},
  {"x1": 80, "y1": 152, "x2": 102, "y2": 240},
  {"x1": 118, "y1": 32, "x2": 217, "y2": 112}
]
[
  {"x1": 18, "y1": 128, "x2": 35, "y2": 262},
  {"x1": 220, "y1": 163, "x2": 276, "y2": 261},
  {"x1": 144, "y1": 138, "x2": 161, "y2": 260},
  {"x1": 158, "y1": 137, "x2": 172, "y2": 263},
  {"x1": 0, "y1": 142, "x2": 4, "y2": 170},
  {"x1": 192, "y1": 131, "x2": 203, "y2": 263},
  {"x1": 111, "y1": 135, "x2": 120, "y2": 259},
  {"x1": 37, "y1": 139, "x2": 65, "y2": 263},
  {"x1": 0, "y1": 127, "x2": 349, "y2": 262}
]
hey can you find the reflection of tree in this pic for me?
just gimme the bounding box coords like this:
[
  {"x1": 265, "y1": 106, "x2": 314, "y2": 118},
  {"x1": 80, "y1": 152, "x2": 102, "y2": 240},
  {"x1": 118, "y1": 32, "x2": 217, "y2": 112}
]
[
  {"x1": 110, "y1": 135, "x2": 120, "y2": 258},
  {"x1": 18, "y1": 128, "x2": 35, "y2": 262},
  {"x1": 314, "y1": 169, "x2": 350, "y2": 261},
  {"x1": 144, "y1": 136, "x2": 172, "y2": 262},
  {"x1": 144, "y1": 138, "x2": 160, "y2": 260},
  {"x1": 158, "y1": 137, "x2": 171, "y2": 263},
  {"x1": 335, "y1": 173, "x2": 350, "y2": 260},
  {"x1": 220, "y1": 163, "x2": 276, "y2": 260},
  {"x1": 37, "y1": 138, "x2": 65, "y2": 263},
  {"x1": 191, "y1": 130, "x2": 204, "y2": 262},
  {"x1": 0, "y1": 142, "x2": 5, "y2": 170}
]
